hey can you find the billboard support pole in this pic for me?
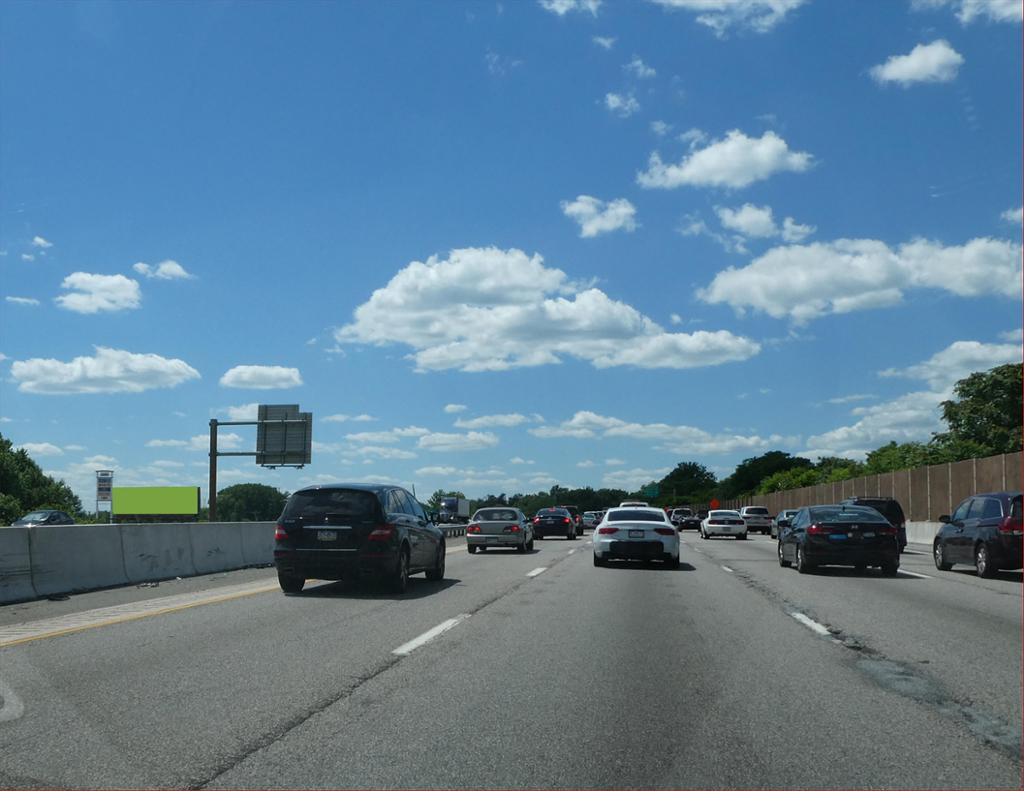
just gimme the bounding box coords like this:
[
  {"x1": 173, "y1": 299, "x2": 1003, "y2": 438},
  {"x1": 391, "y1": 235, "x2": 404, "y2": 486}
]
[{"x1": 209, "y1": 419, "x2": 218, "y2": 522}]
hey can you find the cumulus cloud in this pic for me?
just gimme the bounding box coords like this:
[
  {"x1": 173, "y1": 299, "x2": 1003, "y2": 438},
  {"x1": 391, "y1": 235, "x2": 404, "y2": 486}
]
[
  {"x1": 417, "y1": 431, "x2": 500, "y2": 452},
  {"x1": 31, "y1": 236, "x2": 53, "y2": 249},
  {"x1": 530, "y1": 410, "x2": 781, "y2": 455},
  {"x1": 708, "y1": 204, "x2": 815, "y2": 248},
  {"x1": 16, "y1": 442, "x2": 63, "y2": 456},
  {"x1": 510, "y1": 457, "x2": 534, "y2": 465},
  {"x1": 55, "y1": 273, "x2": 141, "y2": 314},
  {"x1": 354, "y1": 446, "x2": 418, "y2": 460},
  {"x1": 146, "y1": 433, "x2": 241, "y2": 450},
  {"x1": 322, "y1": 413, "x2": 376, "y2": 423},
  {"x1": 870, "y1": 40, "x2": 964, "y2": 86},
  {"x1": 637, "y1": 130, "x2": 813, "y2": 189},
  {"x1": 146, "y1": 439, "x2": 189, "y2": 448},
  {"x1": 5, "y1": 296, "x2": 40, "y2": 306},
  {"x1": 454, "y1": 413, "x2": 535, "y2": 429},
  {"x1": 346, "y1": 426, "x2": 430, "y2": 444},
  {"x1": 879, "y1": 340, "x2": 1021, "y2": 390},
  {"x1": 603, "y1": 466, "x2": 672, "y2": 490},
  {"x1": 825, "y1": 394, "x2": 877, "y2": 405},
  {"x1": 648, "y1": 0, "x2": 807, "y2": 36},
  {"x1": 1001, "y1": 206, "x2": 1023, "y2": 225},
  {"x1": 624, "y1": 56, "x2": 656, "y2": 79},
  {"x1": 335, "y1": 247, "x2": 760, "y2": 372},
  {"x1": 223, "y1": 403, "x2": 259, "y2": 420},
  {"x1": 605, "y1": 92, "x2": 640, "y2": 117},
  {"x1": 593, "y1": 35, "x2": 616, "y2": 49},
  {"x1": 21, "y1": 254, "x2": 35, "y2": 262},
  {"x1": 577, "y1": 460, "x2": 596, "y2": 468},
  {"x1": 699, "y1": 236, "x2": 1022, "y2": 323},
  {"x1": 561, "y1": 195, "x2": 638, "y2": 238},
  {"x1": 219, "y1": 365, "x2": 302, "y2": 389},
  {"x1": 678, "y1": 128, "x2": 708, "y2": 149},
  {"x1": 12, "y1": 347, "x2": 200, "y2": 395},
  {"x1": 444, "y1": 403, "x2": 468, "y2": 414},
  {"x1": 132, "y1": 260, "x2": 195, "y2": 280},
  {"x1": 651, "y1": 120, "x2": 672, "y2": 137},
  {"x1": 912, "y1": 0, "x2": 1022, "y2": 24},
  {"x1": 539, "y1": 0, "x2": 601, "y2": 15}
]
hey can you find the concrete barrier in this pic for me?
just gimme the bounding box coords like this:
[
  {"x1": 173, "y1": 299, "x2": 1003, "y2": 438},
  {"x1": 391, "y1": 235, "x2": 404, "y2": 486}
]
[
  {"x1": 240, "y1": 522, "x2": 275, "y2": 566},
  {"x1": 0, "y1": 529, "x2": 37, "y2": 603},
  {"x1": 190, "y1": 523, "x2": 245, "y2": 575},
  {"x1": 906, "y1": 521, "x2": 941, "y2": 546},
  {"x1": 121, "y1": 523, "x2": 195, "y2": 583},
  {"x1": 29, "y1": 524, "x2": 128, "y2": 597}
]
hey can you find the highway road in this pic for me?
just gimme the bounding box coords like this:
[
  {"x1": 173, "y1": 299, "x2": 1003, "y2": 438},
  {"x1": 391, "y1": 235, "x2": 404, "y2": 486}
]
[{"x1": 0, "y1": 531, "x2": 1020, "y2": 789}]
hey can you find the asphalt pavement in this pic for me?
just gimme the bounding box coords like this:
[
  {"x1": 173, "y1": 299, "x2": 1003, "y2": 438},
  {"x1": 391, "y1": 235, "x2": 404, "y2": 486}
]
[{"x1": 0, "y1": 531, "x2": 1019, "y2": 789}]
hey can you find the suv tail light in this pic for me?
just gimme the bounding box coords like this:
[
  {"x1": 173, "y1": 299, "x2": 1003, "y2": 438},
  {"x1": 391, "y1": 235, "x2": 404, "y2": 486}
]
[
  {"x1": 467, "y1": 523, "x2": 481, "y2": 533},
  {"x1": 998, "y1": 517, "x2": 1023, "y2": 536},
  {"x1": 274, "y1": 524, "x2": 288, "y2": 541},
  {"x1": 654, "y1": 527, "x2": 675, "y2": 536},
  {"x1": 597, "y1": 526, "x2": 619, "y2": 535},
  {"x1": 368, "y1": 523, "x2": 396, "y2": 541}
]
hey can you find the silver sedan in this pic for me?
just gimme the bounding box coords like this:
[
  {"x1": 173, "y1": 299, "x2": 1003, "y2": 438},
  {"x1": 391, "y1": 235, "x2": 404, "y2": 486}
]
[{"x1": 466, "y1": 508, "x2": 534, "y2": 553}]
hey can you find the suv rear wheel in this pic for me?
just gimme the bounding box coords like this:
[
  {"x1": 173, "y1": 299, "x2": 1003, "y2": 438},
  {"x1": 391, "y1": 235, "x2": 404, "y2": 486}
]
[
  {"x1": 278, "y1": 571, "x2": 305, "y2": 594},
  {"x1": 390, "y1": 547, "x2": 410, "y2": 593}
]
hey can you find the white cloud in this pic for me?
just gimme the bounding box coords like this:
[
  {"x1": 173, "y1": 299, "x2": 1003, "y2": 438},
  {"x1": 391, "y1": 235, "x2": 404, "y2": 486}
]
[
  {"x1": 678, "y1": 128, "x2": 708, "y2": 150},
  {"x1": 354, "y1": 446, "x2": 418, "y2": 460},
  {"x1": 781, "y1": 216, "x2": 815, "y2": 242},
  {"x1": 870, "y1": 40, "x2": 964, "y2": 86},
  {"x1": 415, "y1": 466, "x2": 458, "y2": 476},
  {"x1": 717, "y1": 204, "x2": 778, "y2": 238},
  {"x1": 323, "y1": 413, "x2": 376, "y2": 423},
  {"x1": 670, "y1": 313, "x2": 683, "y2": 325},
  {"x1": 20, "y1": 254, "x2": 35, "y2": 262},
  {"x1": 219, "y1": 365, "x2": 302, "y2": 389},
  {"x1": 603, "y1": 466, "x2": 672, "y2": 490},
  {"x1": 700, "y1": 236, "x2": 1022, "y2": 323},
  {"x1": 576, "y1": 460, "x2": 596, "y2": 468},
  {"x1": 561, "y1": 195, "x2": 638, "y2": 238},
  {"x1": 454, "y1": 413, "x2": 534, "y2": 429},
  {"x1": 651, "y1": 120, "x2": 672, "y2": 137},
  {"x1": 593, "y1": 35, "x2": 615, "y2": 49},
  {"x1": 539, "y1": 0, "x2": 601, "y2": 15},
  {"x1": 531, "y1": 410, "x2": 781, "y2": 454},
  {"x1": 346, "y1": 426, "x2": 430, "y2": 444},
  {"x1": 64, "y1": 444, "x2": 86, "y2": 452},
  {"x1": 624, "y1": 56, "x2": 656, "y2": 79},
  {"x1": 335, "y1": 247, "x2": 760, "y2": 372},
  {"x1": 605, "y1": 458, "x2": 625, "y2": 466},
  {"x1": 146, "y1": 439, "x2": 189, "y2": 448},
  {"x1": 55, "y1": 273, "x2": 141, "y2": 314},
  {"x1": 510, "y1": 457, "x2": 534, "y2": 465},
  {"x1": 31, "y1": 236, "x2": 53, "y2": 249},
  {"x1": 223, "y1": 403, "x2": 259, "y2": 420},
  {"x1": 1001, "y1": 206, "x2": 1023, "y2": 225},
  {"x1": 637, "y1": 130, "x2": 813, "y2": 189},
  {"x1": 648, "y1": 0, "x2": 807, "y2": 36},
  {"x1": 444, "y1": 403, "x2": 468, "y2": 414},
  {"x1": 879, "y1": 340, "x2": 1021, "y2": 390},
  {"x1": 999, "y1": 328, "x2": 1023, "y2": 343},
  {"x1": 132, "y1": 260, "x2": 195, "y2": 280},
  {"x1": 912, "y1": 0, "x2": 1022, "y2": 24},
  {"x1": 151, "y1": 460, "x2": 185, "y2": 468},
  {"x1": 15, "y1": 442, "x2": 63, "y2": 456},
  {"x1": 5, "y1": 296, "x2": 40, "y2": 306},
  {"x1": 826, "y1": 394, "x2": 877, "y2": 405},
  {"x1": 11, "y1": 347, "x2": 200, "y2": 395},
  {"x1": 417, "y1": 431, "x2": 500, "y2": 452},
  {"x1": 485, "y1": 51, "x2": 523, "y2": 76},
  {"x1": 191, "y1": 432, "x2": 241, "y2": 451},
  {"x1": 605, "y1": 92, "x2": 640, "y2": 118}
]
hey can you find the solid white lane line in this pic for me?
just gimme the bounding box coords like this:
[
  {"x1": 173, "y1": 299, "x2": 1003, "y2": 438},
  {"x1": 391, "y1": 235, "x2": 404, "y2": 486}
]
[
  {"x1": 721, "y1": 565, "x2": 734, "y2": 573},
  {"x1": 897, "y1": 569, "x2": 933, "y2": 579},
  {"x1": 392, "y1": 614, "x2": 470, "y2": 656},
  {"x1": 790, "y1": 612, "x2": 831, "y2": 637},
  {"x1": 526, "y1": 567, "x2": 548, "y2": 577}
]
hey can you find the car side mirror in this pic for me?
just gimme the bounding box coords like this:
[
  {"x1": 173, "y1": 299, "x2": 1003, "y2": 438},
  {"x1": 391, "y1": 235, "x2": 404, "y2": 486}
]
[{"x1": 939, "y1": 514, "x2": 950, "y2": 524}]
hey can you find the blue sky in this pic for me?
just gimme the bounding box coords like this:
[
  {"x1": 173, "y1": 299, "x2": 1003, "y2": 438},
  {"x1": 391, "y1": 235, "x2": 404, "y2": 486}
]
[{"x1": 1, "y1": 0, "x2": 1021, "y2": 508}]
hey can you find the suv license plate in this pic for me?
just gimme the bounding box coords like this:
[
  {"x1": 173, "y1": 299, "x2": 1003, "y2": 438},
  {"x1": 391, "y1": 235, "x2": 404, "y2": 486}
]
[{"x1": 317, "y1": 530, "x2": 337, "y2": 541}]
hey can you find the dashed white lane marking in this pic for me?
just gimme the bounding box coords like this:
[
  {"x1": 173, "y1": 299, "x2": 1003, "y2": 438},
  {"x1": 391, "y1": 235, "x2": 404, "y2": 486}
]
[
  {"x1": 790, "y1": 612, "x2": 831, "y2": 637},
  {"x1": 567, "y1": 549, "x2": 576, "y2": 555},
  {"x1": 392, "y1": 614, "x2": 470, "y2": 656},
  {"x1": 526, "y1": 567, "x2": 548, "y2": 577},
  {"x1": 0, "y1": 680, "x2": 25, "y2": 723},
  {"x1": 897, "y1": 569, "x2": 932, "y2": 579},
  {"x1": 721, "y1": 565, "x2": 734, "y2": 573}
]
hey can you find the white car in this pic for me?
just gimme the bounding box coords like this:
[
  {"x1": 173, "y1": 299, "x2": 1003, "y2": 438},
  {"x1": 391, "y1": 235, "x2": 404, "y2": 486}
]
[
  {"x1": 593, "y1": 506, "x2": 680, "y2": 568},
  {"x1": 701, "y1": 509, "x2": 747, "y2": 540},
  {"x1": 618, "y1": 500, "x2": 649, "y2": 507},
  {"x1": 739, "y1": 505, "x2": 773, "y2": 535}
]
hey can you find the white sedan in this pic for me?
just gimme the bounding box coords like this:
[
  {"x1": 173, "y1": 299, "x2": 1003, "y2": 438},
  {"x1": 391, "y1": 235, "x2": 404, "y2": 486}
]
[
  {"x1": 701, "y1": 509, "x2": 747, "y2": 540},
  {"x1": 593, "y1": 507, "x2": 680, "y2": 568}
]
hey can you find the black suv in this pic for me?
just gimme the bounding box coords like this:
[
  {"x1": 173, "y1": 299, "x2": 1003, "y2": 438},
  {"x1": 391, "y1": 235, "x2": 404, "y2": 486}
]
[
  {"x1": 839, "y1": 496, "x2": 906, "y2": 553},
  {"x1": 273, "y1": 484, "x2": 445, "y2": 594},
  {"x1": 558, "y1": 504, "x2": 584, "y2": 536},
  {"x1": 933, "y1": 491, "x2": 1022, "y2": 577}
]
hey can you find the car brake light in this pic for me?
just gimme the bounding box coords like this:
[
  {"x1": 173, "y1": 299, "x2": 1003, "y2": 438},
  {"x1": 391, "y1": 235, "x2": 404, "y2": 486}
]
[
  {"x1": 274, "y1": 524, "x2": 288, "y2": 541},
  {"x1": 505, "y1": 525, "x2": 521, "y2": 533},
  {"x1": 368, "y1": 523, "x2": 396, "y2": 541},
  {"x1": 467, "y1": 523, "x2": 481, "y2": 533},
  {"x1": 878, "y1": 525, "x2": 897, "y2": 535},
  {"x1": 654, "y1": 527, "x2": 675, "y2": 536},
  {"x1": 597, "y1": 526, "x2": 618, "y2": 534},
  {"x1": 807, "y1": 523, "x2": 832, "y2": 535},
  {"x1": 532, "y1": 517, "x2": 540, "y2": 524},
  {"x1": 563, "y1": 517, "x2": 571, "y2": 524},
  {"x1": 998, "y1": 516, "x2": 1023, "y2": 536}
]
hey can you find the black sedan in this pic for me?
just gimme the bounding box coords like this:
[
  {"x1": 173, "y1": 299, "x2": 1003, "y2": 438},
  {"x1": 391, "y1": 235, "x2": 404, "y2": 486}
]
[
  {"x1": 531, "y1": 507, "x2": 577, "y2": 540},
  {"x1": 933, "y1": 491, "x2": 1022, "y2": 577},
  {"x1": 778, "y1": 505, "x2": 899, "y2": 575}
]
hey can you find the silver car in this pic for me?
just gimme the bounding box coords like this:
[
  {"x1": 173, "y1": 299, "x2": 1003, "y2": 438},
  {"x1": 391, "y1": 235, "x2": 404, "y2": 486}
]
[
  {"x1": 466, "y1": 508, "x2": 534, "y2": 554},
  {"x1": 739, "y1": 505, "x2": 773, "y2": 535}
]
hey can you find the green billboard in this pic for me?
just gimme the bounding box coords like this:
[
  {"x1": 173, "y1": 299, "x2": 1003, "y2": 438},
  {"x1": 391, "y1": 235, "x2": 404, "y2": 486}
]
[{"x1": 112, "y1": 486, "x2": 200, "y2": 516}]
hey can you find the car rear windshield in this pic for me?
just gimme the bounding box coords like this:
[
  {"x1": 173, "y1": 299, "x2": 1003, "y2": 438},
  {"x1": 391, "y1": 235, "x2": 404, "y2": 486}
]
[
  {"x1": 709, "y1": 511, "x2": 740, "y2": 518},
  {"x1": 281, "y1": 489, "x2": 380, "y2": 522},
  {"x1": 475, "y1": 509, "x2": 518, "y2": 522},
  {"x1": 812, "y1": 506, "x2": 887, "y2": 523},
  {"x1": 608, "y1": 510, "x2": 666, "y2": 522},
  {"x1": 538, "y1": 509, "x2": 568, "y2": 516},
  {"x1": 745, "y1": 507, "x2": 770, "y2": 515},
  {"x1": 854, "y1": 499, "x2": 904, "y2": 521}
]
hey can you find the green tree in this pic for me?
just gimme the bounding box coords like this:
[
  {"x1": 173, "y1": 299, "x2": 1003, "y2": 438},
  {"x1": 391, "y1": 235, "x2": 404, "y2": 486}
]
[
  {"x1": 216, "y1": 483, "x2": 288, "y2": 522},
  {"x1": 757, "y1": 467, "x2": 821, "y2": 494},
  {"x1": 655, "y1": 461, "x2": 717, "y2": 505},
  {"x1": 0, "y1": 433, "x2": 82, "y2": 523},
  {"x1": 718, "y1": 451, "x2": 813, "y2": 499},
  {"x1": 934, "y1": 363, "x2": 1022, "y2": 455},
  {"x1": 814, "y1": 456, "x2": 866, "y2": 482}
]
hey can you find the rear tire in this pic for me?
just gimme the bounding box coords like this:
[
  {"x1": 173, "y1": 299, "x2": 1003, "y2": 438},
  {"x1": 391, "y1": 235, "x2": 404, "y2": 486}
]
[
  {"x1": 737, "y1": 532, "x2": 747, "y2": 541},
  {"x1": 467, "y1": 544, "x2": 478, "y2": 554},
  {"x1": 593, "y1": 553, "x2": 605, "y2": 567},
  {"x1": 795, "y1": 545, "x2": 815, "y2": 574},
  {"x1": 527, "y1": 538, "x2": 535, "y2": 551},
  {"x1": 568, "y1": 530, "x2": 576, "y2": 540},
  {"x1": 425, "y1": 542, "x2": 445, "y2": 581},
  {"x1": 390, "y1": 547, "x2": 410, "y2": 594},
  {"x1": 666, "y1": 554, "x2": 680, "y2": 570},
  {"x1": 933, "y1": 542, "x2": 951, "y2": 571},
  {"x1": 278, "y1": 571, "x2": 305, "y2": 594},
  {"x1": 778, "y1": 541, "x2": 791, "y2": 567},
  {"x1": 880, "y1": 557, "x2": 899, "y2": 577},
  {"x1": 517, "y1": 540, "x2": 527, "y2": 553}
]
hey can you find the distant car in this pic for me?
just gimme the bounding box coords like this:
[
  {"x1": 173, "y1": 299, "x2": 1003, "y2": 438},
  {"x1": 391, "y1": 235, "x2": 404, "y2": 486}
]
[
  {"x1": 558, "y1": 504, "x2": 584, "y2": 536},
  {"x1": 772, "y1": 509, "x2": 800, "y2": 539},
  {"x1": 593, "y1": 507, "x2": 679, "y2": 568},
  {"x1": 669, "y1": 507, "x2": 693, "y2": 530},
  {"x1": 531, "y1": 507, "x2": 576, "y2": 540},
  {"x1": 467, "y1": 507, "x2": 534, "y2": 554},
  {"x1": 839, "y1": 496, "x2": 907, "y2": 553},
  {"x1": 619, "y1": 500, "x2": 649, "y2": 507},
  {"x1": 11, "y1": 510, "x2": 75, "y2": 526},
  {"x1": 701, "y1": 509, "x2": 747, "y2": 540},
  {"x1": 582, "y1": 511, "x2": 601, "y2": 529},
  {"x1": 273, "y1": 483, "x2": 445, "y2": 594},
  {"x1": 739, "y1": 505, "x2": 772, "y2": 535},
  {"x1": 933, "y1": 491, "x2": 1022, "y2": 577},
  {"x1": 778, "y1": 504, "x2": 898, "y2": 575}
]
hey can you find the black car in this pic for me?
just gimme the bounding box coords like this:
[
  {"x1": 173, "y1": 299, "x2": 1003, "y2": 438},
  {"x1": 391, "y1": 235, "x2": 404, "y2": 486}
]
[
  {"x1": 933, "y1": 491, "x2": 1022, "y2": 577},
  {"x1": 532, "y1": 507, "x2": 576, "y2": 540},
  {"x1": 778, "y1": 504, "x2": 899, "y2": 575},
  {"x1": 11, "y1": 509, "x2": 75, "y2": 526},
  {"x1": 839, "y1": 496, "x2": 907, "y2": 553},
  {"x1": 558, "y1": 504, "x2": 584, "y2": 536},
  {"x1": 669, "y1": 507, "x2": 695, "y2": 530},
  {"x1": 273, "y1": 483, "x2": 445, "y2": 594}
]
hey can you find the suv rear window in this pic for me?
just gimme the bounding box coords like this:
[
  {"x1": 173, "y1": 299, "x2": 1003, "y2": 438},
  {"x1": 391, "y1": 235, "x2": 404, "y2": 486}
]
[
  {"x1": 281, "y1": 489, "x2": 380, "y2": 522},
  {"x1": 744, "y1": 507, "x2": 769, "y2": 515},
  {"x1": 849, "y1": 498, "x2": 904, "y2": 524}
]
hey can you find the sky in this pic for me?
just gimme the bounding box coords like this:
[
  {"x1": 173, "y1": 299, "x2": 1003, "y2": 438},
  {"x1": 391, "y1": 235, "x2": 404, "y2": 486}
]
[{"x1": 1, "y1": 0, "x2": 1021, "y2": 510}]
